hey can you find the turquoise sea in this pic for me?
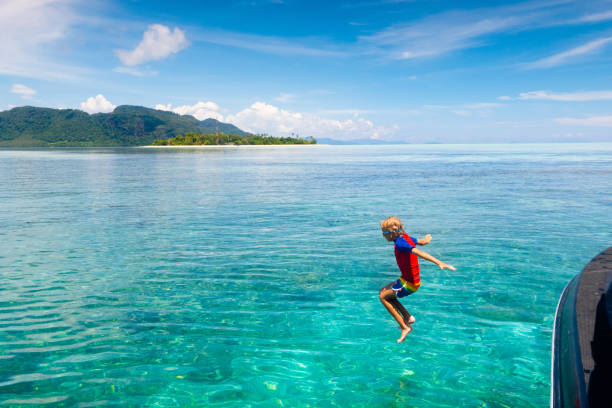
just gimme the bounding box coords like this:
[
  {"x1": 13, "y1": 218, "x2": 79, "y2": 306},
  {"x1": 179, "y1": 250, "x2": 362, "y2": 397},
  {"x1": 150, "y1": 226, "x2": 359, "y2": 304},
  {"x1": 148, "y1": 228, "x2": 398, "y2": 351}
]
[{"x1": 1, "y1": 144, "x2": 611, "y2": 407}]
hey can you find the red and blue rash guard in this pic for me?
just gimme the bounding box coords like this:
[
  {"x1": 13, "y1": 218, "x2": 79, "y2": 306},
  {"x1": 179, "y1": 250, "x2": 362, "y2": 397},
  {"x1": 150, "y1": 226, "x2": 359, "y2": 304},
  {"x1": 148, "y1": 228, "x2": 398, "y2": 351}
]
[{"x1": 394, "y1": 233, "x2": 421, "y2": 287}]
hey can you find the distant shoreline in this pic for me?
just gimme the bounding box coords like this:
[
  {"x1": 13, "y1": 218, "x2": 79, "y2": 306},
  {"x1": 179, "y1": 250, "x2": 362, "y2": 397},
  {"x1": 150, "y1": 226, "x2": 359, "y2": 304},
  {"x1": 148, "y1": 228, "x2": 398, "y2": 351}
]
[
  {"x1": 141, "y1": 144, "x2": 325, "y2": 148},
  {"x1": 1, "y1": 142, "x2": 611, "y2": 150}
]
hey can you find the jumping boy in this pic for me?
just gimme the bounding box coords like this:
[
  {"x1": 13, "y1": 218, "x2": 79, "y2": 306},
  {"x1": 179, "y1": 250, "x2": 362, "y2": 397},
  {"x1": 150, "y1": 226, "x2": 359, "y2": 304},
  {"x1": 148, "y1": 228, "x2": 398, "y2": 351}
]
[{"x1": 379, "y1": 216, "x2": 456, "y2": 343}]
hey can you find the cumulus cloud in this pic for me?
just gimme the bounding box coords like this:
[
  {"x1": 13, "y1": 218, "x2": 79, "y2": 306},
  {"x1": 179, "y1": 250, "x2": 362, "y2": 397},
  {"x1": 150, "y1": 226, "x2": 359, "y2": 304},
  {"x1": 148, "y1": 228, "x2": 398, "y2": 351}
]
[
  {"x1": 155, "y1": 102, "x2": 223, "y2": 121},
  {"x1": 11, "y1": 84, "x2": 36, "y2": 99},
  {"x1": 116, "y1": 24, "x2": 189, "y2": 66},
  {"x1": 504, "y1": 90, "x2": 612, "y2": 101},
  {"x1": 225, "y1": 101, "x2": 397, "y2": 140},
  {"x1": 555, "y1": 115, "x2": 612, "y2": 127},
  {"x1": 153, "y1": 100, "x2": 397, "y2": 140},
  {"x1": 80, "y1": 94, "x2": 116, "y2": 114}
]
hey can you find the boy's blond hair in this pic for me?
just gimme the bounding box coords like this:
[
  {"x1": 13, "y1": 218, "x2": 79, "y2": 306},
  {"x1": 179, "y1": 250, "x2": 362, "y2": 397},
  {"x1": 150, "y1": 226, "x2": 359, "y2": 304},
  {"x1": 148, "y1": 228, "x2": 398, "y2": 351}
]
[{"x1": 380, "y1": 216, "x2": 403, "y2": 231}]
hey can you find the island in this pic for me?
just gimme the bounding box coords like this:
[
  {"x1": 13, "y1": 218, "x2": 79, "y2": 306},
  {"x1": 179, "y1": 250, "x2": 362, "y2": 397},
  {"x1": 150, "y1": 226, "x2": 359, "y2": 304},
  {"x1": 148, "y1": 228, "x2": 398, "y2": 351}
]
[
  {"x1": 152, "y1": 131, "x2": 316, "y2": 146},
  {"x1": 0, "y1": 105, "x2": 314, "y2": 147}
]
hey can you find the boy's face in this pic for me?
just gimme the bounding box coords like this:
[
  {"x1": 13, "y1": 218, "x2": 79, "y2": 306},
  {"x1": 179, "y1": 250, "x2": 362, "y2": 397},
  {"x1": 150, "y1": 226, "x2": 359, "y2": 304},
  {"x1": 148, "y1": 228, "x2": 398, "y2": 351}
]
[{"x1": 381, "y1": 227, "x2": 401, "y2": 241}]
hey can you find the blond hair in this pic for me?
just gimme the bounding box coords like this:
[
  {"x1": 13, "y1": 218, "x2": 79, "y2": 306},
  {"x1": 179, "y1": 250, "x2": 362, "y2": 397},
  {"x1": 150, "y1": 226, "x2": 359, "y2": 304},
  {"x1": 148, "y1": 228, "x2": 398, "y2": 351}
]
[{"x1": 380, "y1": 216, "x2": 403, "y2": 231}]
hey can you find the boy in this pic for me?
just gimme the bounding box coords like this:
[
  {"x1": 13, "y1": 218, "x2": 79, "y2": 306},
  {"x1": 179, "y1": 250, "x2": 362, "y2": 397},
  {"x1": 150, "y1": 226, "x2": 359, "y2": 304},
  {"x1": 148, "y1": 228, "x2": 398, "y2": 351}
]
[{"x1": 379, "y1": 216, "x2": 456, "y2": 343}]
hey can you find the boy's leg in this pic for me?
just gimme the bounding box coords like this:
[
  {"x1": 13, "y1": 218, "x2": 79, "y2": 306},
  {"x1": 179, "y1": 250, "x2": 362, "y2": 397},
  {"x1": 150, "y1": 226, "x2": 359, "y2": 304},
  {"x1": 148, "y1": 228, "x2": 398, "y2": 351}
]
[
  {"x1": 389, "y1": 298, "x2": 415, "y2": 325},
  {"x1": 379, "y1": 284, "x2": 412, "y2": 343},
  {"x1": 381, "y1": 284, "x2": 415, "y2": 325}
]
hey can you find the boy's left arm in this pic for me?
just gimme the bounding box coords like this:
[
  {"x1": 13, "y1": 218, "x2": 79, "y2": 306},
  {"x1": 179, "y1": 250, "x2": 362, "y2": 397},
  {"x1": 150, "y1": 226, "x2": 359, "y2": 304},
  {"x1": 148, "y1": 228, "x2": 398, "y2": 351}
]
[
  {"x1": 417, "y1": 234, "x2": 432, "y2": 245},
  {"x1": 412, "y1": 247, "x2": 456, "y2": 270}
]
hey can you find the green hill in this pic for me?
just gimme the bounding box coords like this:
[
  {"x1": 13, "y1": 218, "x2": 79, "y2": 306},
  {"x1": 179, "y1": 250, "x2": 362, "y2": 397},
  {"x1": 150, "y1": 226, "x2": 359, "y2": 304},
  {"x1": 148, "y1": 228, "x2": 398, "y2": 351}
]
[{"x1": 0, "y1": 105, "x2": 250, "y2": 147}]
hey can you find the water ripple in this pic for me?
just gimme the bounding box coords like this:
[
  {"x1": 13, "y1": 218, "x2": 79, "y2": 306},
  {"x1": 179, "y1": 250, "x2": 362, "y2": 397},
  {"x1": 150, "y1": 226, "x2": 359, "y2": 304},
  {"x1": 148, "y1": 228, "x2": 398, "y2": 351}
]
[{"x1": 1, "y1": 145, "x2": 611, "y2": 407}]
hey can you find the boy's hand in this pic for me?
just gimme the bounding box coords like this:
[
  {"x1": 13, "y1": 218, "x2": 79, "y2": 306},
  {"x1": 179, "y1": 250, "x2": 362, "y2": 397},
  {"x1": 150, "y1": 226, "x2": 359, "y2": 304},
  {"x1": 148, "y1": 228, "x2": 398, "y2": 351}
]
[
  {"x1": 419, "y1": 234, "x2": 432, "y2": 245},
  {"x1": 438, "y1": 262, "x2": 456, "y2": 271}
]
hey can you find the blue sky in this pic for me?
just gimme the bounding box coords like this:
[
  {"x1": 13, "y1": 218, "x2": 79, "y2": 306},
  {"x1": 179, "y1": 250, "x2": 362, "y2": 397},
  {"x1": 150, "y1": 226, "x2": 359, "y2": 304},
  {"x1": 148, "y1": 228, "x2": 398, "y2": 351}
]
[{"x1": 2, "y1": 0, "x2": 612, "y2": 142}]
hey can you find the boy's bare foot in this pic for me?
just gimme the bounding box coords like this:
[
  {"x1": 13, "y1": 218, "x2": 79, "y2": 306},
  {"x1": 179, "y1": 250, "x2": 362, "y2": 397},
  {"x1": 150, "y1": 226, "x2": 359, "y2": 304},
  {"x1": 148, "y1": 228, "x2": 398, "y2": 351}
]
[{"x1": 397, "y1": 326, "x2": 412, "y2": 343}]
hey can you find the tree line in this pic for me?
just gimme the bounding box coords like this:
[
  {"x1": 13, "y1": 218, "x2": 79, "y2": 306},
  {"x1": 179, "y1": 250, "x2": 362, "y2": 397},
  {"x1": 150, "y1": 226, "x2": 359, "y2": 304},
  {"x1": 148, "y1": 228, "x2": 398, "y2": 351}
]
[{"x1": 152, "y1": 131, "x2": 317, "y2": 146}]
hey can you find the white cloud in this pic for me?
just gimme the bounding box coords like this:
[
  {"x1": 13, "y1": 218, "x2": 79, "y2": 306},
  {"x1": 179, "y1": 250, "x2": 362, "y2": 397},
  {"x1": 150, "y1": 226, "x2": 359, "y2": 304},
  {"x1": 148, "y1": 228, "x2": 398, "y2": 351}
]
[
  {"x1": 11, "y1": 84, "x2": 36, "y2": 99},
  {"x1": 357, "y1": 1, "x2": 569, "y2": 60},
  {"x1": 79, "y1": 94, "x2": 116, "y2": 114},
  {"x1": 225, "y1": 101, "x2": 397, "y2": 140},
  {"x1": 310, "y1": 89, "x2": 335, "y2": 96},
  {"x1": 504, "y1": 90, "x2": 612, "y2": 101},
  {"x1": 526, "y1": 36, "x2": 612, "y2": 68},
  {"x1": 317, "y1": 109, "x2": 378, "y2": 116},
  {"x1": 0, "y1": 0, "x2": 86, "y2": 80},
  {"x1": 155, "y1": 102, "x2": 223, "y2": 121},
  {"x1": 463, "y1": 102, "x2": 502, "y2": 109},
  {"x1": 352, "y1": 2, "x2": 612, "y2": 62},
  {"x1": 576, "y1": 10, "x2": 612, "y2": 23},
  {"x1": 152, "y1": 100, "x2": 400, "y2": 140},
  {"x1": 555, "y1": 115, "x2": 612, "y2": 127},
  {"x1": 361, "y1": 13, "x2": 520, "y2": 60},
  {"x1": 116, "y1": 24, "x2": 189, "y2": 66},
  {"x1": 424, "y1": 102, "x2": 501, "y2": 116},
  {"x1": 183, "y1": 2, "x2": 609, "y2": 63},
  {"x1": 274, "y1": 93, "x2": 296, "y2": 103},
  {"x1": 113, "y1": 66, "x2": 158, "y2": 77},
  {"x1": 192, "y1": 29, "x2": 347, "y2": 57}
]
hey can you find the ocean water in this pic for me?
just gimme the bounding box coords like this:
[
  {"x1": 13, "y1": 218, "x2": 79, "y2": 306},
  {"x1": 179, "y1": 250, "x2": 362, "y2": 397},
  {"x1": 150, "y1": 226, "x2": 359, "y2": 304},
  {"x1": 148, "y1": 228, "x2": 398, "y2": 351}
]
[{"x1": 0, "y1": 144, "x2": 611, "y2": 408}]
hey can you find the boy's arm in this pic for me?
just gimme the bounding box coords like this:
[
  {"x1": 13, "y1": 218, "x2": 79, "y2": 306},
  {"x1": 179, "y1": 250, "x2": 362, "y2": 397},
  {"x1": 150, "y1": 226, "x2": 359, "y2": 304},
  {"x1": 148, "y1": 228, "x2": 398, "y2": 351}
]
[
  {"x1": 417, "y1": 234, "x2": 432, "y2": 245},
  {"x1": 412, "y1": 247, "x2": 456, "y2": 270}
]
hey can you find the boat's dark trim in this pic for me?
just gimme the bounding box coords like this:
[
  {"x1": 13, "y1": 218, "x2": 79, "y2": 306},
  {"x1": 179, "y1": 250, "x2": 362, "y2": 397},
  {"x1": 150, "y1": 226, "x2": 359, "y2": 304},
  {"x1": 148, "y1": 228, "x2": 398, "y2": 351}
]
[
  {"x1": 551, "y1": 274, "x2": 587, "y2": 407},
  {"x1": 551, "y1": 247, "x2": 612, "y2": 408}
]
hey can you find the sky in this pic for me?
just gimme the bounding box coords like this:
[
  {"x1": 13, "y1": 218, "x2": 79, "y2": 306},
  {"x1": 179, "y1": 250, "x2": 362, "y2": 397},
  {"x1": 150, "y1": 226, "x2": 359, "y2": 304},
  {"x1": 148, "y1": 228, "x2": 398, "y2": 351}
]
[{"x1": 2, "y1": 0, "x2": 612, "y2": 143}]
